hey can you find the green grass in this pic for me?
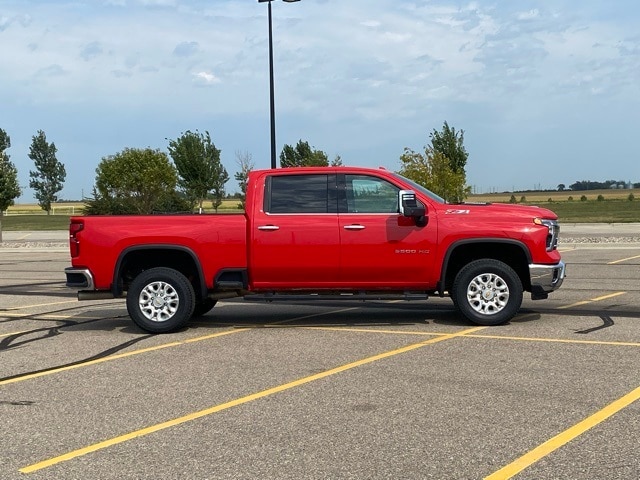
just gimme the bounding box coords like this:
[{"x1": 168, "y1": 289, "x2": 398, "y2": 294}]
[
  {"x1": 1, "y1": 215, "x2": 73, "y2": 231},
  {"x1": 532, "y1": 200, "x2": 640, "y2": 223}
]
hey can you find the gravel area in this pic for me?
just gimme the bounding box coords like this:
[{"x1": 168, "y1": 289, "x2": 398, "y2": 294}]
[{"x1": 0, "y1": 241, "x2": 68, "y2": 249}]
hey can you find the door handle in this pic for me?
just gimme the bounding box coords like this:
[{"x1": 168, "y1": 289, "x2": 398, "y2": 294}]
[
  {"x1": 343, "y1": 225, "x2": 365, "y2": 230},
  {"x1": 258, "y1": 225, "x2": 280, "y2": 231}
]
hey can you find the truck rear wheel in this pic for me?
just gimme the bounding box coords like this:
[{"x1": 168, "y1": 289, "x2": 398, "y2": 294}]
[
  {"x1": 452, "y1": 259, "x2": 522, "y2": 326},
  {"x1": 127, "y1": 267, "x2": 195, "y2": 333}
]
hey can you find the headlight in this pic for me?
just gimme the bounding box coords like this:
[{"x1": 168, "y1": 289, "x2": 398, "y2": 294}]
[{"x1": 534, "y1": 218, "x2": 559, "y2": 251}]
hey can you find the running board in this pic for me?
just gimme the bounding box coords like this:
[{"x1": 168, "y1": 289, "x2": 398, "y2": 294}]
[{"x1": 244, "y1": 291, "x2": 429, "y2": 302}]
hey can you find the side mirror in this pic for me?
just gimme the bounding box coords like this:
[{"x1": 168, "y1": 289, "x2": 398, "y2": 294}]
[{"x1": 398, "y1": 190, "x2": 427, "y2": 226}]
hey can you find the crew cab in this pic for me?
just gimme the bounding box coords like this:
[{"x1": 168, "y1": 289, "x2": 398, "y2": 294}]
[{"x1": 65, "y1": 166, "x2": 565, "y2": 333}]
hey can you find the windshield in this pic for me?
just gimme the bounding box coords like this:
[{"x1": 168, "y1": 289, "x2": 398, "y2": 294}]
[{"x1": 391, "y1": 173, "x2": 446, "y2": 204}]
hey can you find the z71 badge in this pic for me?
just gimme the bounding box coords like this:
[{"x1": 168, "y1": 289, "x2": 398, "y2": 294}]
[{"x1": 445, "y1": 209, "x2": 470, "y2": 215}]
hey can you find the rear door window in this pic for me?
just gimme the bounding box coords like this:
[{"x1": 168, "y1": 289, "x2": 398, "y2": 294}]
[{"x1": 266, "y1": 174, "x2": 336, "y2": 213}]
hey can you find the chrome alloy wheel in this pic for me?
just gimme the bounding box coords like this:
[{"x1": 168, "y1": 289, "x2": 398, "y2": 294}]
[
  {"x1": 466, "y1": 272, "x2": 510, "y2": 315},
  {"x1": 138, "y1": 280, "x2": 180, "y2": 322}
]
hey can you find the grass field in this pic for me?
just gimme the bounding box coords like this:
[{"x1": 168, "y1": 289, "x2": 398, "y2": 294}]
[{"x1": 2, "y1": 192, "x2": 639, "y2": 231}]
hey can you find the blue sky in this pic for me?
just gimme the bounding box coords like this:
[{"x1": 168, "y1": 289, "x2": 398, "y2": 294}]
[{"x1": 1, "y1": 0, "x2": 638, "y2": 202}]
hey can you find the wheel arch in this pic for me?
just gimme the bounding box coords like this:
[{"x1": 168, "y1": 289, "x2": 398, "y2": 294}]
[
  {"x1": 438, "y1": 239, "x2": 532, "y2": 295},
  {"x1": 113, "y1": 245, "x2": 206, "y2": 300}
]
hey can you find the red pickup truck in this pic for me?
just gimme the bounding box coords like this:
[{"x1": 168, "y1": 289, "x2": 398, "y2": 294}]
[{"x1": 65, "y1": 166, "x2": 565, "y2": 333}]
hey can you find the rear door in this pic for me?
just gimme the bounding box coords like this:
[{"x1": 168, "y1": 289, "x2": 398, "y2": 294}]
[{"x1": 250, "y1": 173, "x2": 340, "y2": 288}]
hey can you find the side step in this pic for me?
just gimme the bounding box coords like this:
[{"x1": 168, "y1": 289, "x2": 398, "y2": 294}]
[{"x1": 244, "y1": 291, "x2": 429, "y2": 302}]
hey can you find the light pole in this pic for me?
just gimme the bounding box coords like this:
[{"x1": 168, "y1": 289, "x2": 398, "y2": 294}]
[{"x1": 258, "y1": 0, "x2": 300, "y2": 169}]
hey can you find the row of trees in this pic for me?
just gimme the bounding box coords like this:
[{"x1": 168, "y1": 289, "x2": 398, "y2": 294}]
[
  {"x1": 0, "y1": 128, "x2": 67, "y2": 215},
  {"x1": 558, "y1": 181, "x2": 639, "y2": 191},
  {"x1": 86, "y1": 130, "x2": 233, "y2": 215},
  {"x1": 274, "y1": 124, "x2": 470, "y2": 204},
  {"x1": 0, "y1": 128, "x2": 67, "y2": 242},
  {"x1": 1, "y1": 122, "x2": 469, "y2": 217}
]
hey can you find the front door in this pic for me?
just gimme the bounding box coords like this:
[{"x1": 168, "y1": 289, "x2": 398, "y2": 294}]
[{"x1": 338, "y1": 174, "x2": 436, "y2": 288}]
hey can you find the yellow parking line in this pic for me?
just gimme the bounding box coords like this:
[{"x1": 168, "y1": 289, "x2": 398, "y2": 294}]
[
  {"x1": 0, "y1": 307, "x2": 359, "y2": 387},
  {"x1": 0, "y1": 329, "x2": 247, "y2": 387},
  {"x1": 485, "y1": 385, "x2": 640, "y2": 479},
  {"x1": 608, "y1": 254, "x2": 640, "y2": 265},
  {"x1": 20, "y1": 326, "x2": 485, "y2": 473},
  {"x1": 5, "y1": 300, "x2": 82, "y2": 311},
  {"x1": 558, "y1": 291, "x2": 626, "y2": 309},
  {"x1": 466, "y1": 334, "x2": 640, "y2": 348},
  {"x1": 0, "y1": 330, "x2": 29, "y2": 338}
]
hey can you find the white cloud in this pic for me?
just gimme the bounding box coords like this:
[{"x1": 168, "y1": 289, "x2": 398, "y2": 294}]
[
  {"x1": 517, "y1": 9, "x2": 540, "y2": 21},
  {"x1": 193, "y1": 71, "x2": 220, "y2": 85}
]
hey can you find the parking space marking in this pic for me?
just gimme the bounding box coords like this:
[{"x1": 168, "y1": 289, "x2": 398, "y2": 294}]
[
  {"x1": 20, "y1": 326, "x2": 485, "y2": 473},
  {"x1": 3, "y1": 300, "x2": 81, "y2": 311},
  {"x1": 558, "y1": 291, "x2": 626, "y2": 309},
  {"x1": 0, "y1": 307, "x2": 360, "y2": 387},
  {"x1": 0, "y1": 330, "x2": 29, "y2": 338},
  {"x1": 608, "y1": 253, "x2": 640, "y2": 265},
  {"x1": 465, "y1": 334, "x2": 640, "y2": 348},
  {"x1": 0, "y1": 329, "x2": 248, "y2": 386},
  {"x1": 485, "y1": 385, "x2": 640, "y2": 479}
]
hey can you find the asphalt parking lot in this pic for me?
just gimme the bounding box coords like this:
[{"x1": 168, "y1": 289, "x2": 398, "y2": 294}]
[{"x1": 0, "y1": 231, "x2": 638, "y2": 479}]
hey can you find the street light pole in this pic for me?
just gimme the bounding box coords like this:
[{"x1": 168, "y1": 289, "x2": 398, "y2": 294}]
[{"x1": 258, "y1": 0, "x2": 300, "y2": 169}]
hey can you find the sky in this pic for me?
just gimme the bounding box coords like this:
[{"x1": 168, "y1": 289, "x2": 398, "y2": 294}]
[{"x1": 1, "y1": 0, "x2": 639, "y2": 203}]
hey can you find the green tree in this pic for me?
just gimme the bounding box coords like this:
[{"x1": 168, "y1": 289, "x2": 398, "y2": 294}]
[
  {"x1": 398, "y1": 148, "x2": 468, "y2": 203},
  {"x1": 429, "y1": 121, "x2": 468, "y2": 174},
  {"x1": 234, "y1": 150, "x2": 255, "y2": 210},
  {"x1": 167, "y1": 130, "x2": 229, "y2": 213},
  {"x1": 85, "y1": 148, "x2": 188, "y2": 215},
  {"x1": 280, "y1": 140, "x2": 329, "y2": 167},
  {"x1": 28, "y1": 130, "x2": 66, "y2": 214},
  {"x1": 331, "y1": 154, "x2": 343, "y2": 166},
  {"x1": 0, "y1": 129, "x2": 22, "y2": 242}
]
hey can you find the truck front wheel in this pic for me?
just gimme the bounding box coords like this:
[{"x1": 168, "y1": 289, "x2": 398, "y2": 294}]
[
  {"x1": 127, "y1": 267, "x2": 195, "y2": 333},
  {"x1": 451, "y1": 259, "x2": 523, "y2": 326}
]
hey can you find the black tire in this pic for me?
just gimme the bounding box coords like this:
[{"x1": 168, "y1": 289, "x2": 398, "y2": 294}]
[
  {"x1": 451, "y1": 259, "x2": 523, "y2": 326},
  {"x1": 126, "y1": 267, "x2": 195, "y2": 333},
  {"x1": 192, "y1": 298, "x2": 217, "y2": 317}
]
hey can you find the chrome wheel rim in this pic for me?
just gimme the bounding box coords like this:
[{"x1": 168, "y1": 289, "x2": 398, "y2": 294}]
[
  {"x1": 138, "y1": 281, "x2": 180, "y2": 322},
  {"x1": 466, "y1": 272, "x2": 509, "y2": 315}
]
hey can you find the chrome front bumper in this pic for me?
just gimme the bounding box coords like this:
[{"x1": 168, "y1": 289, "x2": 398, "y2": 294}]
[{"x1": 529, "y1": 261, "x2": 566, "y2": 299}]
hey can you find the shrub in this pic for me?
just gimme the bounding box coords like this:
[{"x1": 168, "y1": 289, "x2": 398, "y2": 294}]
[
  {"x1": 580, "y1": 195, "x2": 588, "y2": 201},
  {"x1": 568, "y1": 196, "x2": 574, "y2": 202},
  {"x1": 629, "y1": 193, "x2": 635, "y2": 202},
  {"x1": 597, "y1": 194, "x2": 605, "y2": 201},
  {"x1": 509, "y1": 194, "x2": 516, "y2": 204},
  {"x1": 520, "y1": 196, "x2": 526, "y2": 203}
]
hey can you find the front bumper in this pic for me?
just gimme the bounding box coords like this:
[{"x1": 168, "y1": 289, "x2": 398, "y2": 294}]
[{"x1": 529, "y1": 261, "x2": 566, "y2": 299}]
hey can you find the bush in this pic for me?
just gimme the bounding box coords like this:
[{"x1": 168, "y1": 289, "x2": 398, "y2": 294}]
[
  {"x1": 548, "y1": 198, "x2": 553, "y2": 202},
  {"x1": 597, "y1": 194, "x2": 605, "y2": 201},
  {"x1": 629, "y1": 193, "x2": 635, "y2": 202},
  {"x1": 509, "y1": 195, "x2": 516, "y2": 204},
  {"x1": 568, "y1": 196, "x2": 574, "y2": 202},
  {"x1": 580, "y1": 195, "x2": 588, "y2": 201},
  {"x1": 520, "y1": 196, "x2": 526, "y2": 203}
]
